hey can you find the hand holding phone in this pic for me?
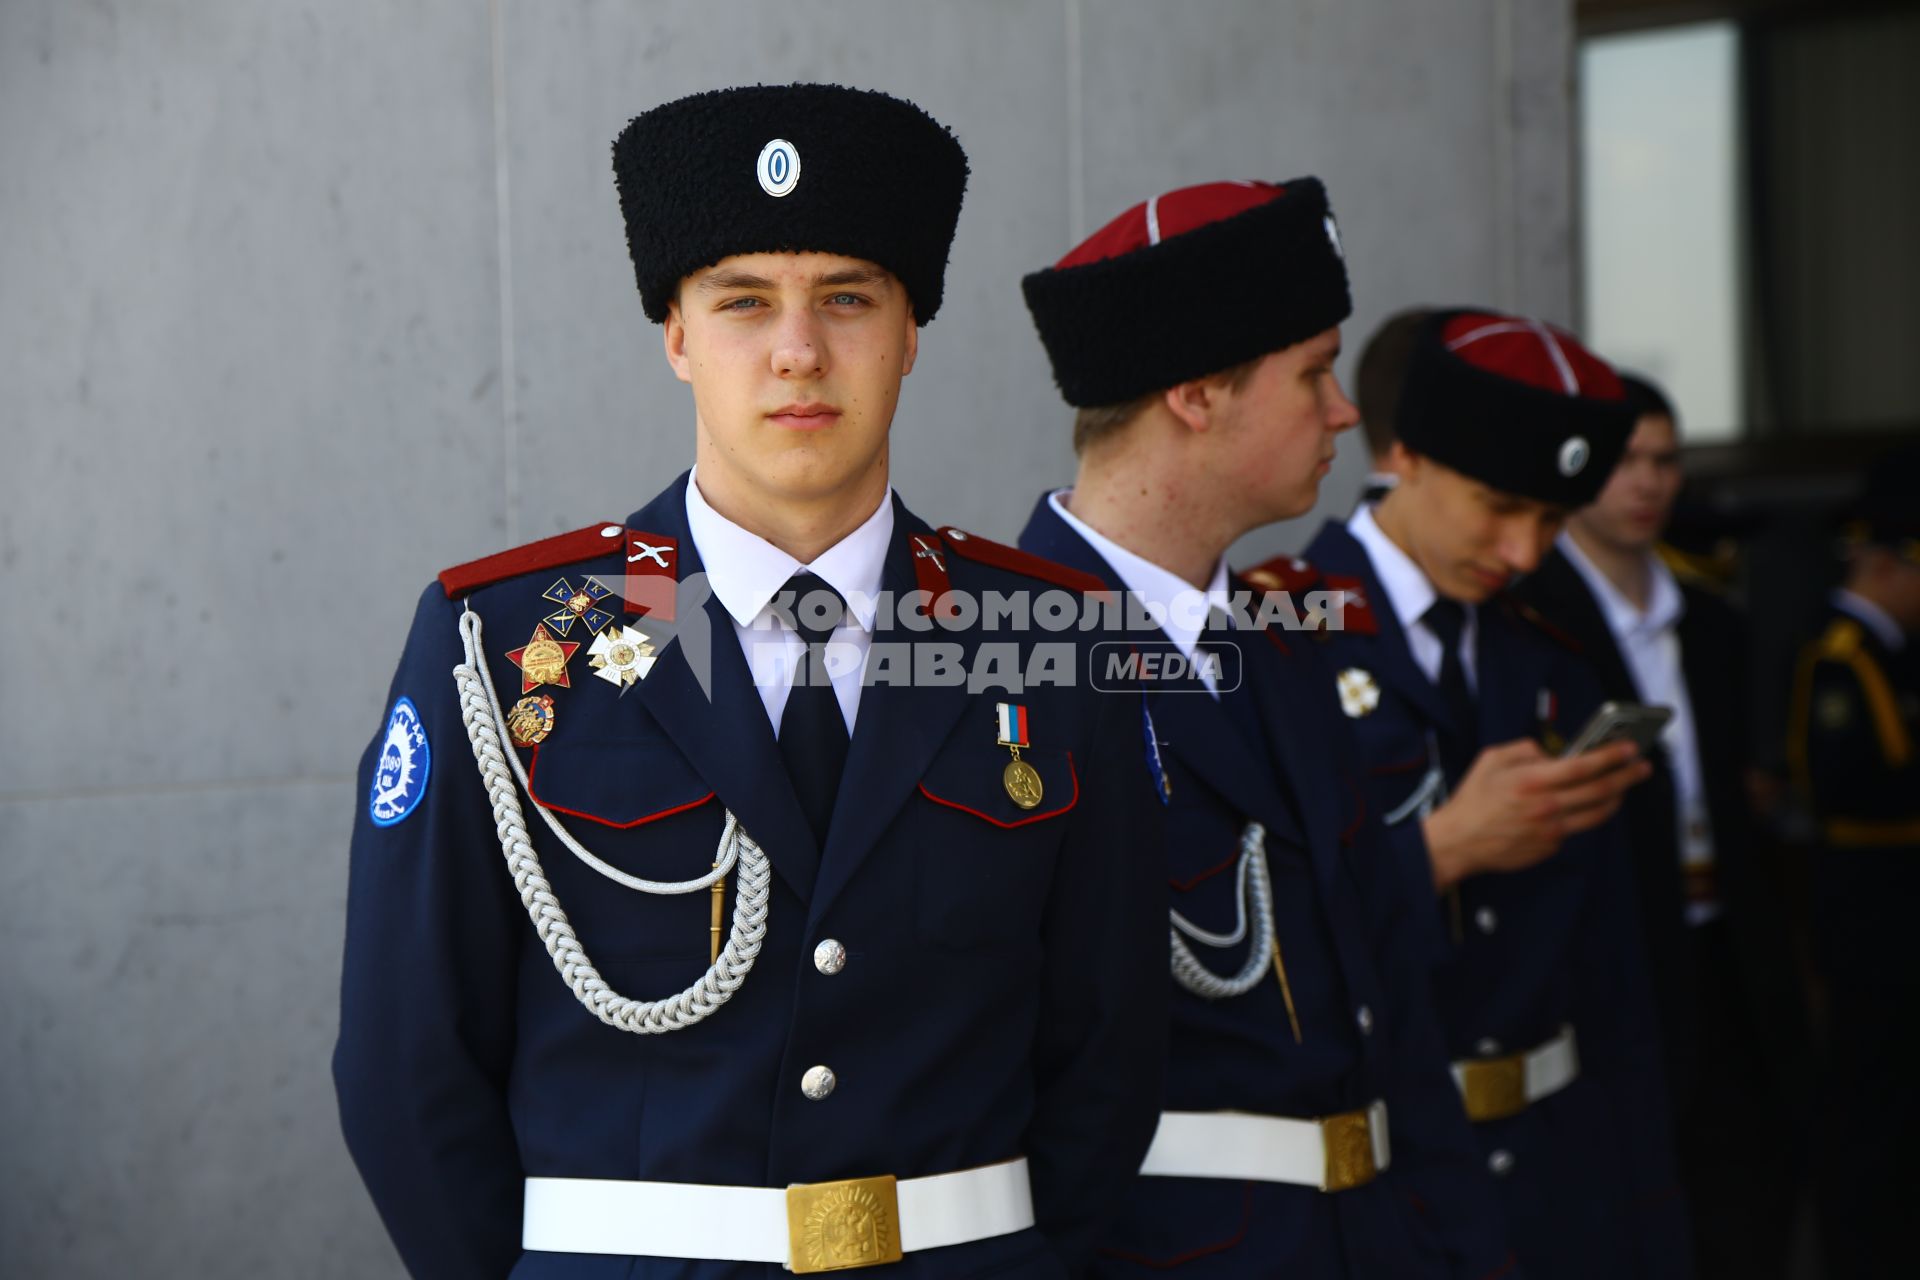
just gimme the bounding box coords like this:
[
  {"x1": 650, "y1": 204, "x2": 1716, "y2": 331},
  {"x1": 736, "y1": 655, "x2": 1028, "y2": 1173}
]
[{"x1": 1560, "y1": 700, "x2": 1673, "y2": 758}]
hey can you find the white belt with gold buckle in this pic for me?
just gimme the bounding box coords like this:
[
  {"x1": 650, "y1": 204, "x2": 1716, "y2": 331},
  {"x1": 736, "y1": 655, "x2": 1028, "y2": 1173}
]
[
  {"x1": 521, "y1": 1157, "x2": 1032, "y2": 1273},
  {"x1": 1138, "y1": 1103, "x2": 1391, "y2": 1192},
  {"x1": 1451, "y1": 1024, "x2": 1579, "y2": 1122}
]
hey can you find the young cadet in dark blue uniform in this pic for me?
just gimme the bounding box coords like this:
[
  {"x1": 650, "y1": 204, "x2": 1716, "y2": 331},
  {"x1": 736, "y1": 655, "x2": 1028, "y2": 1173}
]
[
  {"x1": 333, "y1": 85, "x2": 1168, "y2": 1280},
  {"x1": 1296, "y1": 311, "x2": 1689, "y2": 1279},
  {"x1": 1787, "y1": 447, "x2": 1920, "y2": 1280},
  {"x1": 1016, "y1": 180, "x2": 1517, "y2": 1278}
]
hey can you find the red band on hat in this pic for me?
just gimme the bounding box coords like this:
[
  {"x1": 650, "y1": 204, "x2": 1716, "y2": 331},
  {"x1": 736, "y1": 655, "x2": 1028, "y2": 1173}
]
[
  {"x1": 1055, "y1": 181, "x2": 1287, "y2": 269},
  {"x1": 1440, "y1": 313, "x2": 1624, "y2": 401}
]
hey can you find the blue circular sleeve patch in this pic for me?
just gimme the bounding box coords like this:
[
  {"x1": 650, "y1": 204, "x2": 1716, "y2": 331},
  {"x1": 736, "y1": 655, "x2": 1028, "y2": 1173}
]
[{"x1": 369, "y1": 695, "x2": 431, "y2": 827}]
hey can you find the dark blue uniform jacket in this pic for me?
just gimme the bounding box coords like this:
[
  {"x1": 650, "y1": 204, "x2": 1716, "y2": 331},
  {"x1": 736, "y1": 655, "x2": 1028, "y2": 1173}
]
[
  {"x1": 1301, "y1": 519, "x2": 1690, "y2": 1280},
  {"x1": 1021, "y1": 496, "x2": 1518, "y2": 1280},
  {"x1": 334, "y1": 475, "x2": 1169, "y2": 1279}
]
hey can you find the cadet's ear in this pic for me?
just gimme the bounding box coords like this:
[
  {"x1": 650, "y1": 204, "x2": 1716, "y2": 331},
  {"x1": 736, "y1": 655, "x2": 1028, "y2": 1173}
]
[
  {"x1": 1162, "y1": 375, "x2": 1220, "y2": 435},
  {"x1": 663, "y1": 300, "x2": 693, "y2": 385},
  {"x1": 901, "y1": 302, "x2": 919, "y2": 377},
  {"x1": 1387, "y1": 441, "x2": 1420, "y2": 481}
]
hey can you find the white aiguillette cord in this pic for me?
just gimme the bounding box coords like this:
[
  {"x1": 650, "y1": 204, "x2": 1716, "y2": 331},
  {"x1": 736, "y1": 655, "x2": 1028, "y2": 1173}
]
[
  {"x1": 1168, "y1": 821, "x2": 1303, "y2": 1041},
  {"x1": 1169, "y1": 822, "x2": 1276, "y2": 998},
  {"x1": 452, "y1": 605, "x2": 769, "y2": 1034}
]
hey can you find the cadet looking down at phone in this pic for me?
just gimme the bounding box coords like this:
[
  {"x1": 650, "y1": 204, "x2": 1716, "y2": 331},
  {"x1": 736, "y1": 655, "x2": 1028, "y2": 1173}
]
[{"x1": 1291, "y1": 310, "x2": 1692, "y2": 1278}]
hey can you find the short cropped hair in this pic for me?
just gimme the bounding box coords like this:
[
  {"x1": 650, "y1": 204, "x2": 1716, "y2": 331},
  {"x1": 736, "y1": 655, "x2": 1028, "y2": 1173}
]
[
  {"x1": 1355, "y1": 308, "x2": 1432, "y2": 456},
  {"x1": 1071, "y1": 354, "x2": 1264, "y2": 454},
  {"x1": 1617, "y1": 372, "x2": 1678, "y2": 431}
]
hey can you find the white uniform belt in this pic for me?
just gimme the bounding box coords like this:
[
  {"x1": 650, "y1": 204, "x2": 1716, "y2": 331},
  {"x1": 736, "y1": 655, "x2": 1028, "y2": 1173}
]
[
  {"x1": 522, "y1": 1157, "x2": 1032, "y2": 1270},
  {"x1": 1451, "y1": 1023, "x2": 1579, "y2": 1122},
  {"x1": 1138, "y1": 1101, "x2": 1391, "y2": 1192}
]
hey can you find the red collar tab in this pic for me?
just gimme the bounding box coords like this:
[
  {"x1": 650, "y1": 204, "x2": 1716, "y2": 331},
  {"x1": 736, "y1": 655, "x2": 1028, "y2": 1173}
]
[
  {"x1": 1238, "y1": 554, "x2": 1323, "y2": 595},
  {"x1": 1441, "y1": 312, "x2": 1625, "y2": 402},
  {"x1": 439, "y1": 523, "x2": 632, "y2": 600},
  {"x1": 907, "y1": 531, "x2": 960, "y2": 621},
  {"x1": 1054, "y1": 180, "x2": 1287, "y2": 269},
  {"x1": 936, "y1": 527, "x2": 1109, "y2": 595},
  {"x1": 1321, "y1": 573, "x2": 1380, "y2": 636},
  {"x1": 621, "y1": 532, "x2": 679, "y2": 621}
]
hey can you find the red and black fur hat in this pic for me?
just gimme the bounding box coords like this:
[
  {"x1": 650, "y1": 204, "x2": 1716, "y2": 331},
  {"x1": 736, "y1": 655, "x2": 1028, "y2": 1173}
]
[
  {"x1": 1397, "y1": 309, "x2": 1636, "y2": 508},
  {"x1": 1021, "y1": 179, "x2": 1352, "y2": 408}
]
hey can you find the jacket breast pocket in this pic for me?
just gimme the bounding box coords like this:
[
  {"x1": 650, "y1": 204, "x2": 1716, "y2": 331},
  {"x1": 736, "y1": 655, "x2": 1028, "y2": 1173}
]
[
  {"x1": 913, "y1": 744, "x2": 1078, "y2": 950},
  {"x1": 521, "y1": 737, "x2": 725, "y2": 962}
]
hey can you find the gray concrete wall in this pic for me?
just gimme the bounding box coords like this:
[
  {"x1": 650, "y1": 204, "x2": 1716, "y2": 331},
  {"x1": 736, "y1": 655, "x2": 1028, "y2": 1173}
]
[{"x1": 0, "y1": 2, "x2": 1576, "y2": 1274}]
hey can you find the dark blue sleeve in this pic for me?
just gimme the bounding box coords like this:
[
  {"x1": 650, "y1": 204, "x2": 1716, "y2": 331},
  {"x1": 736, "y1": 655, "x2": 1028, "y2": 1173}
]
[
  {"x1": 1025, "y1": 681, "x2": 1170, "y2": 1276},
  {"x1": 332, "y1": 584, "x2": 527, "y2": 1278}
]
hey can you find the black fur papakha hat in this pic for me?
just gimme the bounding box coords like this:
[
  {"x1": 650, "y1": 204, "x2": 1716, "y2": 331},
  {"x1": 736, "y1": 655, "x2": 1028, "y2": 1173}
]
[
  {"x1": 1397, "y1": 309, "x2": 1636, "y2": 509},
  {"x1": 612, "y1": 83, "x2": 969, "y2": 325},
  {"x1": 1021, "y1": 178, "x2": 1352, "y2": 407}
]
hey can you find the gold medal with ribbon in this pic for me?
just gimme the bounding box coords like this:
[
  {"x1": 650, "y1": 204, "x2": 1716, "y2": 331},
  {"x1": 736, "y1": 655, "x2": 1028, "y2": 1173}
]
[{"x1": 996, "y1": 701, "x2": 1043, "y2": 810}]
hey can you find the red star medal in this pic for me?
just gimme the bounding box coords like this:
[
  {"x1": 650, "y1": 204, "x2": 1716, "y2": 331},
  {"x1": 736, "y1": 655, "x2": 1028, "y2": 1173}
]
[{"x1": 505, "y1": 623, "x2": 580, "y2": 693}]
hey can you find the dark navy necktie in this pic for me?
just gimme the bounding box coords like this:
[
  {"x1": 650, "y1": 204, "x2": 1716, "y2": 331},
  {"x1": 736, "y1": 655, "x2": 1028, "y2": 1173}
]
[
  {"x1": 1422, "y1": 598, "x2": 1477, "y2": 777},
  {"x1": 777, "y1": 572, "x2": 849, "y2": 848}
]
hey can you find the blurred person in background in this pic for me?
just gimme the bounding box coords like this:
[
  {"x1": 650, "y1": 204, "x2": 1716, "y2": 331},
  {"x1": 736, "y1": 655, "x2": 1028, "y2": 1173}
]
[
  {"x1": 1788, "y1": 444, "x2": 1920, "y2": 1280},
  {"x1": 1351, "y1": 307, "x2": 1432, "y2": 507},
  {"x1": 1512, "y1": 374, "x2": 1811, "y2": 1280}
]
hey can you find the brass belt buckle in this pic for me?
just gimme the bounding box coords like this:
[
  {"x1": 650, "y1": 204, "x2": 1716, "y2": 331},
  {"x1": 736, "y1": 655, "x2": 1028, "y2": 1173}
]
[
  {"x1": 1459, "y1": 1055, "x2": 1528, "y2": 1122},
  {"x1": 785, "y1": 1174, "x2": 905, "y2": 1273},
  {"x1": 1319, "y1": 1108, "x2": 1379, "y2": 1192}
]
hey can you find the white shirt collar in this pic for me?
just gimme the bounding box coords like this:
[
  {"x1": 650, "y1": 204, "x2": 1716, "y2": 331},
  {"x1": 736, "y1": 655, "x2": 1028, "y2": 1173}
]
[
  {"x1": 684, "y1": 467, "x2": 892, "y2": 634},
  {"x1": 1047, "y1": 488, "x2": 1228, "y2": 656},
  {"x1": 1347, "y1": 502, "x2": 1440, "y2": 637},
  {"x1": 1835, "y1": 588, "x2": 1907, "y2": 652},
  {"x1": 1558, "y1": 531, "x2": 1684, "y2": 642}
]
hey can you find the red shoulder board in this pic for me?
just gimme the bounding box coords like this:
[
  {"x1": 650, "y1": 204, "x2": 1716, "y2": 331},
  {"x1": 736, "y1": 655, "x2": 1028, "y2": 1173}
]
[
  {"x1": 1321, "y1": 573, "x2": 1380, "y2": 636},
  {"x1": 937, "y1": 527, "x2": 1108, "y2": 594},
  {"x1": 1238, "y1": 554, "x2": 1322, "y2": 594},
  {"x1": 1502, "y1": 596, "x2": 1582, "y2": 654},
  {"x1": 439, "y1": 523, "x2": 681, "y2": 619},
  {"x1": 439, "y1": 523, "x2": 631, "y2": 599}
]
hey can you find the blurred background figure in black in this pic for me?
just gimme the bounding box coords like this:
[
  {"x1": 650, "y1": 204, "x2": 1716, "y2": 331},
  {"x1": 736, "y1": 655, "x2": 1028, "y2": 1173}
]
[
  {"x1": 1787, "y1": 445, "x2": 1920, "y2": 1280},
  {"x1": 1351, "y1": 308, "x2": 1431, "y2": 508},
  {"x1": 1513, "y1": 373, "x2": 1812, "y2": 1280}
]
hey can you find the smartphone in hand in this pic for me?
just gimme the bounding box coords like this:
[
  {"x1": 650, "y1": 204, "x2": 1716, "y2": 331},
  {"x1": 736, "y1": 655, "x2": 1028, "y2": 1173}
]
[{"x1": 1561, "y1": 700, "x2": 1673, "y2": 758}]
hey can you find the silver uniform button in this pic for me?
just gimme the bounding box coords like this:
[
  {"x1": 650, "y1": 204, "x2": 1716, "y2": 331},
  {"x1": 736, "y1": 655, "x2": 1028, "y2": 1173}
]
[
  {"x1": 813, "y1": 939, "x2": 847, "y2": 976},
  {"x1": 1476, "y1": 1037, "x2": 1503, "y2": 1056},
  {"x1": 1475, "y1": 906, "x2": 1498, "y2": 934},
  {"x1": 1356, "y1": 1005, "x2": 1374, "y2": 1035},
  {"x1": 1488, "y1": 1149, "x2": 1515, "y2": 1176},
  {"x1": 801, "y1": 1065, "x2": 837, "y2": 1101}
]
